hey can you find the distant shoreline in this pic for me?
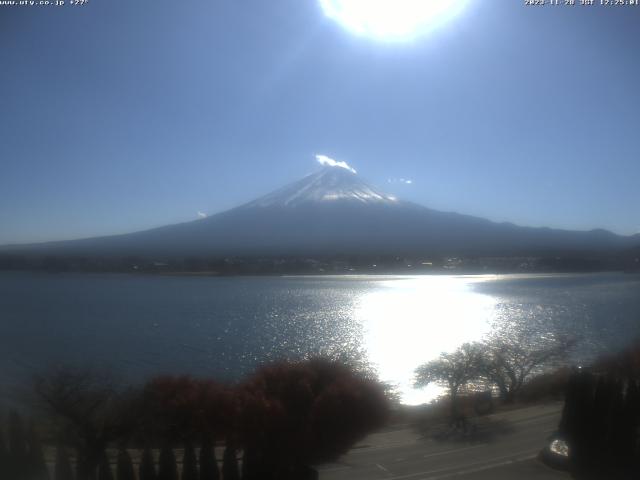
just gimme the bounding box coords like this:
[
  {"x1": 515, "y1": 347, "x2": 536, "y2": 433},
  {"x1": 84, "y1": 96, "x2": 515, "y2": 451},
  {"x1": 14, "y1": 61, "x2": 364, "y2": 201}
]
[{"x1": 0, "y1": 268, "x2": 635, "y2": 278}]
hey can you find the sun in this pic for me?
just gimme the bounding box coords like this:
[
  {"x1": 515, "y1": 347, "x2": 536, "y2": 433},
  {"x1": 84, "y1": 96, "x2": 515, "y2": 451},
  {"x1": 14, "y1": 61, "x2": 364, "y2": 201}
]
[{"x1": 319, "y1": 0, "x2": 469, "y2": 41}]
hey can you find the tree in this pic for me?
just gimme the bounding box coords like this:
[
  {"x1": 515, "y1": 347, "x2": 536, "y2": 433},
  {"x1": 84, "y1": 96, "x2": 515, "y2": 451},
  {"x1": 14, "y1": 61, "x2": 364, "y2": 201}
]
[
  {"x1": 198, "y1": 437, "x2": 219, "y2": 480},
  {"x1": 157, "y1": 445, "x2": 178, "y2": 480},
  {"x1": 34, "y1": 368, "x2": 141, "y2": 479},
  {"x1": 116, "y1": 449, "x2": 135, "y2": 480},
  {"x1": 414, "y1": 343, "x2": 481, "y2": 417},
  {"x1": 477, "y1": 325, "x2": 574, "y2": 403},
  {"x1": 558, "y1": 369, "x2": 595, "y2": 475},
  {"x1": 182, "y1": 441, "x2": 198, "y2": 480},
  {"x1": 139, "y1": 446, "x2": 157, "y2": 480},
  {"x1": 140, "y1": 376, "x2": 230, "y2": 443},
  {"x1": 0, "y1": 425, "x2": 8, "y2": 480},
  {"x1": 54, "y1": 446, "x2": 74, "y2": 480},
  {"x1": 222, "y1": 443, "x2": 239, "y2": 480},
  {"x1": 97, "y1": 450, "x2": 114, "y2": 480},
  {"x1": 237, "y1": 358, "x2": 390, "y2": 478},
  {"x1": 240, "y1": 444, "x2": 262, "y2": 480},
  {"x1": 8, "y1": 411, "x2": 28, "y2": 477},
  {"x1": 555, "y1": 346, "x2": 640, "y2": 478},
  {"x1": 593, "y1": 340, "x2": 640, "y2": 378},
  {"x1": 26, "y1": 420, "x2": 49, "y2": 480}
]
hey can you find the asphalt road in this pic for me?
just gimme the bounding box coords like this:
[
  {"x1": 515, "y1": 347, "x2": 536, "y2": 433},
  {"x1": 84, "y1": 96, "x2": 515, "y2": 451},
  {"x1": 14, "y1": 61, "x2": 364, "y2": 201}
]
[{"x1": 319, "y1": 403, "x2": 571, "y2": 480}]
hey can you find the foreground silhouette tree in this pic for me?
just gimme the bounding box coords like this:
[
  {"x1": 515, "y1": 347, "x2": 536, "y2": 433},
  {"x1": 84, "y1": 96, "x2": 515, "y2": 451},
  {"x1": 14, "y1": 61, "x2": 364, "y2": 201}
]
[
  {"x1": 0, "y1": 428, "x2": 8, "y2": 480},
  {"x1": 198, "y1": 437, "x2": 219, "y2": 480},
  {"x1": 557, "y1": 352, "x2": 640, "y2": 479},
  {"x1": 54, "y1": 446, "x2": 74, "y2": 480},
  {"x1": 625, "y1": 380, "x2": 640, "y2": 471},
  {"x1": 583, "y1": 343, "x2": 640, "y2": 476},
  {"x1": 415, "y1": 343, "x2": 481, "y2": 418},
  {"x1": 587, "y1": 375, "x2": 611, "y2": 467},
  {"x1": 76, "y1": 449, "x2": 95, "y2": 480},
  {"x1": 27, "y1": 421, "x2": 49, "y2": 480},
  {"x1": 8, "y1": 411, "x2": 28, "y2": 478},
  {"x1": 241, "y1": 445, "x2": 262, "y2": 480},
  {"x1": 139, "y1": 446, "x2": 156, "y2": 480},
  {"x1": 238, "y1": 358, "x2": 389, "y2": 479},
  {"x1": 142, "y1": 375, "x2": 234, "y2": 478},
  {"x1": 182, "y1": 441, "x2": 198, "y2": 480},
  {"x1": 222, "y1": 443, "x2": 240, "y2": 480},
  {"x1": 157, "y1": 445, "x2": 178, "y2": 480},
  {"x1": 34, "y1": 369, "x2": 141, "y2": 479},
  {"x1": 594, "y1": 341, "x2": 640, "y2": 378},
  {"x1": 559, "y1": 369, "x2": 594, "y2": 475},
  {"x1": 9, "y1": 411, "x2": 28, "y2": 457},
  {"x1": 141, "y1": 376, "x2": 202, "y2": 442},
  {"x1": 96, "y1": 451, "x2": 113, "y2": 480},
  {"x1": 141, "y1": 376, "x2": 230, "y2": 443},
  {"x1": 116, "y1": 449, "x2": 135, "y2": 480},
  {"x1": 607, "y1": 378, "x2": 639, "y2": 474}
]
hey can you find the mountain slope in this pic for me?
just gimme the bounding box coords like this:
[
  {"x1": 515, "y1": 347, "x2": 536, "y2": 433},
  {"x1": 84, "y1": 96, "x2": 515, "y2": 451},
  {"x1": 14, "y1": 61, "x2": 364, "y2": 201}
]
[
  {"x1": 2, "y1": 165, "x2": 639, "y2": 258},
  {"x1": 241, "y1": 166, "x2": 399, "y2": 208}
]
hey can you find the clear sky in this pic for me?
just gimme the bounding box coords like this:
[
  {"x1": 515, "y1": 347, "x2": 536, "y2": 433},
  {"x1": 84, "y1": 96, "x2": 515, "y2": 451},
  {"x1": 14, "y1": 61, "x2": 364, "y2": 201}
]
[{"x1": 1, "y1": 0, "x2": 639, "y2": 244}]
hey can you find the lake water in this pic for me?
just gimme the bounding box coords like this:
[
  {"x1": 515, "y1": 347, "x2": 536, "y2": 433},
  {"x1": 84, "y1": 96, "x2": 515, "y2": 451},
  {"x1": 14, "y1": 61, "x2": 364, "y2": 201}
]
[{"x1": 1, "y1": 272, "x2": 639, "y2": 404}]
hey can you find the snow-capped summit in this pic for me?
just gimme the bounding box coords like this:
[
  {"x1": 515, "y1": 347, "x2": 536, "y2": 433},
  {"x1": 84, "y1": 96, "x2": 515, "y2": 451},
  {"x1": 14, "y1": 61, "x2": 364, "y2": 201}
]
[{"x1": 243, "y1": 161, "x2": 398, "y2": 208}]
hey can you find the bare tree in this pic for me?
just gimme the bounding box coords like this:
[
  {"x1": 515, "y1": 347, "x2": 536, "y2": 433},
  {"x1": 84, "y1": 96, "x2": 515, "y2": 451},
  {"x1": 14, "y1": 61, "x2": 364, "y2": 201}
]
[
  {"x1": 477, "y1": 322, "x2": 575, "y2": 403},
  {"x1": 33, "y1": 368, "x2": 141, "y2": 479},
  {"x1": 414, "y1": 343, "x2": 482, "y2": 417}
]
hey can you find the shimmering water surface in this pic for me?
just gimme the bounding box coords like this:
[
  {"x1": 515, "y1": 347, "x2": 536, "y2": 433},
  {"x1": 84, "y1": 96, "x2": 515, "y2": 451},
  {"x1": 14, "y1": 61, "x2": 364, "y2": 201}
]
[{"x1": 1, "y1": 272, "x2": 639, "y2": 404}]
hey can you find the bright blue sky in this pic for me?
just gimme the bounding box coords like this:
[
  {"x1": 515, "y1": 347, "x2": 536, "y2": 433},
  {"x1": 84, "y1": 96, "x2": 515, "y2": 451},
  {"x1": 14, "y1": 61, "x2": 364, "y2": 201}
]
[{"x1": 1, "y1": 0, "x2": 639, "y2": 244}]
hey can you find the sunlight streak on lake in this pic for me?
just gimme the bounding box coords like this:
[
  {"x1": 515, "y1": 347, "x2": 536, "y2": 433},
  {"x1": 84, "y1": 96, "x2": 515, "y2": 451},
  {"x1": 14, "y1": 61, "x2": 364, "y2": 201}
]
[
  {"x1": 355, "y1": 276, "x2": 498, "y2": 404},
  {"x1": 1, "y1": 273, "x2": 639, "y2": 405}
]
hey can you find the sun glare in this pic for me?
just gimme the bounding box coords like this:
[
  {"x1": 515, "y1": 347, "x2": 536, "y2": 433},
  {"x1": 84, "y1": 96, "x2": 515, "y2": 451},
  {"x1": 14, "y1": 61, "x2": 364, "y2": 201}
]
[
  {"x1": 319, "y1": 0, "x2": 469, "y2": 41},
  {"x1": 355, "y1": 276, "x2": 496, "y2": 404}
]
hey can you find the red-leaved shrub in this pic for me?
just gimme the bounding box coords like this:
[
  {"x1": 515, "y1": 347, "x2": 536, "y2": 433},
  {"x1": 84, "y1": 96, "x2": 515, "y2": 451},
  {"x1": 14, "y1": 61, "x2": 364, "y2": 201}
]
[
  {"x1": 238, "y1": 358, "x2": 390, "y2": 471},
  {"x1": 141, "y1": 376, "x2": 235, "y2": 442}
]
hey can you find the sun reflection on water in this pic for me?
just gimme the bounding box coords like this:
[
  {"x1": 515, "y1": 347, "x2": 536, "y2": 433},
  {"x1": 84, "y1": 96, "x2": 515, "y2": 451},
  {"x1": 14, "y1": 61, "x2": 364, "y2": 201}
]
[{"x1": 355, "y1": 275, "x2": 498, "y2": 405}]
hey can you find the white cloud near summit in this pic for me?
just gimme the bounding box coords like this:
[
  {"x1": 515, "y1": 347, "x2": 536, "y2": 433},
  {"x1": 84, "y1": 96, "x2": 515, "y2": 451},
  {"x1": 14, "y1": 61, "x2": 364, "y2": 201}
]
[{"x1": 315, "y1": 154, "x2": 357, "y2": 174}]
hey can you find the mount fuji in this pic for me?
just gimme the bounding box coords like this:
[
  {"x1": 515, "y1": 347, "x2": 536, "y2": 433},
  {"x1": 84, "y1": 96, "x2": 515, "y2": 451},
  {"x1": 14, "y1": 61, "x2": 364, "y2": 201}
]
[{"x1": 3, "y1": 159, "x2": 639, "y2": 259}]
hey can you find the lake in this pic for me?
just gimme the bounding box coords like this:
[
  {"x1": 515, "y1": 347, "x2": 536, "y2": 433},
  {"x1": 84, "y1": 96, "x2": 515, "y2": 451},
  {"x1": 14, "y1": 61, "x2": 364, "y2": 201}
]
[{"x1": 1, "y1": 272, "x2": 639, "y2": 404}]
